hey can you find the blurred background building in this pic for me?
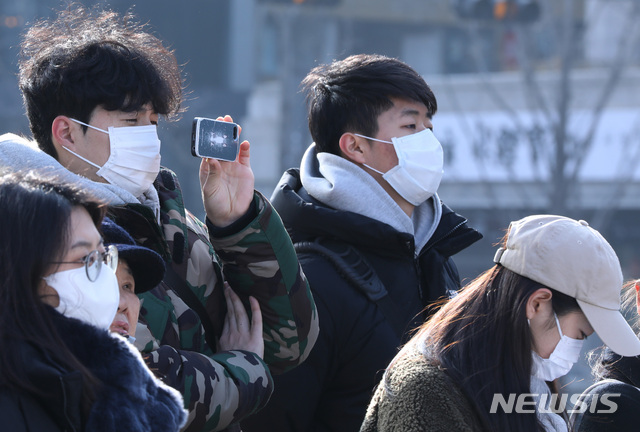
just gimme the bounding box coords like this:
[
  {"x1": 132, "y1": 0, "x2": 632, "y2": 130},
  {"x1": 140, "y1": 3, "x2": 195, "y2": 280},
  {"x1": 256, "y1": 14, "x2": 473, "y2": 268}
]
[{"x1": 2, "y1": 0, "x2": 640, "y2": 394}]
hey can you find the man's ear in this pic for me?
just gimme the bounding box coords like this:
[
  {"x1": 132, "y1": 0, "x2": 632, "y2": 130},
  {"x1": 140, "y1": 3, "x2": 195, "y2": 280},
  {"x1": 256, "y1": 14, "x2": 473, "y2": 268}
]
[
  {"x1": 51, "y1": 116, "x2": 78, "y2": 151},
  {"x1": 526, "y1": 288, "x2": 553, "y2": 321},
  {"x1": 635, "y1": 281, "x2": 640, "y2": 316},
  {"x1": 338, "y1": 133, "x2": 367, "y2": 164}
]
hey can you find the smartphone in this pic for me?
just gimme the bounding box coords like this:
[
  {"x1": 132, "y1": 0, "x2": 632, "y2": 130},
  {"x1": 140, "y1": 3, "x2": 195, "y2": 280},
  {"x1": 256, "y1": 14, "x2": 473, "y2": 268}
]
[{"x1": 191, "y1": 117, "x2": 240, "y2": 161}]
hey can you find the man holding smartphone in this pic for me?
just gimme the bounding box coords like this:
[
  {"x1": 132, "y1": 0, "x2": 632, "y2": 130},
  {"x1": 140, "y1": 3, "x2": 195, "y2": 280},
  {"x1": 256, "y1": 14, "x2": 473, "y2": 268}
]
[
  {"x1": 241, "y1": 54, "x2": 483, "y2": 432},
  {"x1": 1, "y1": 5, "x2": 318, "y2": 432}
]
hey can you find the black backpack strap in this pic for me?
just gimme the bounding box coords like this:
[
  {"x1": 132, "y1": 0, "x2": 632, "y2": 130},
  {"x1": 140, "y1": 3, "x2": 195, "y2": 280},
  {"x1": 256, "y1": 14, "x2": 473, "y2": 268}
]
[
  {"x1": 294, "y1": 239, "x2": 407, "y2": 338},
  {"x1": 163, "y1": 266, "x2": 218, "y2": 353}
]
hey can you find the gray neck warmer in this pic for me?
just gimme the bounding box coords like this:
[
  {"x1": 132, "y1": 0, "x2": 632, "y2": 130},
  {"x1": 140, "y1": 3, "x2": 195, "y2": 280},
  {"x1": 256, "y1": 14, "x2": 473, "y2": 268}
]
[
  {"x1": 0, "y1": 133, "x2": 160, "y2": 219},
  {"x1": 300, "y1": 143, "x2": 441, "y2": 255}
]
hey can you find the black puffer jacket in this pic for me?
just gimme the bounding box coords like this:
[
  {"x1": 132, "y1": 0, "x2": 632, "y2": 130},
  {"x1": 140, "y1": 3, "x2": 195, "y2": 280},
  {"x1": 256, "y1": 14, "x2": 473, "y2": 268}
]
[
  {"x1": 241, "y1": 168, "x2": 482, "y2": 432},
  {"x1": 570, "y1": 349, "x2": 640, "y2": 431},
  {"x1": 0, "y1": 307, "x2": 187, "y2": 432}
]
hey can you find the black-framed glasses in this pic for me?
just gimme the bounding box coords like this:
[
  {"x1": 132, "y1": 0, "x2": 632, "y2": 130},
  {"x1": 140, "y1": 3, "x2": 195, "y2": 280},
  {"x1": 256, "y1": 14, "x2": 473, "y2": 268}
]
[{"x1": 51, "y1": 245, "x2": 119, "y2": 282}]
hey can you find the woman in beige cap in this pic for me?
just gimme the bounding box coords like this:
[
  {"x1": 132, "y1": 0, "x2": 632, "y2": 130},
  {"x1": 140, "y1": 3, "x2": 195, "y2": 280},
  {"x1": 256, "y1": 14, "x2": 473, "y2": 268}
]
[{"x1": 361, "y1": 215, "x2": 640, "y2": 432}]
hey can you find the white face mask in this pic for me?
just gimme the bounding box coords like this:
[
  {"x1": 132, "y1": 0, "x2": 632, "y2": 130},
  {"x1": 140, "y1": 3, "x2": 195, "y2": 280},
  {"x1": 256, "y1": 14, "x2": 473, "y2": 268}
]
[
  {"x1": 63, "y1": 119, "x2": 162, "y2": 197},
  {"x1": 531, "y1": 313, "x2": 584, "y2": 381},
  {"x1": 356, "y1": 128, "x2": 444, "y2": 206},
  {"x1": 44, "y1": 265, "x2": 120, "y2": 329}
]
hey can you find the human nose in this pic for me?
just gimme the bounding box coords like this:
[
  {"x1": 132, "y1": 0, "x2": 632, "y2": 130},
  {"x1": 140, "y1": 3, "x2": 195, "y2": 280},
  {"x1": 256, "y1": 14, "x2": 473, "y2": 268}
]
[
  {"x1": 139, "y1": 110, "x2": 158, "y2": 126},
  {"x1": 139, "y1": 117, "x2": 153, "y2": 126},
  {"x1": 118, "y1": 293, "x2": 128, "y2": 312}
]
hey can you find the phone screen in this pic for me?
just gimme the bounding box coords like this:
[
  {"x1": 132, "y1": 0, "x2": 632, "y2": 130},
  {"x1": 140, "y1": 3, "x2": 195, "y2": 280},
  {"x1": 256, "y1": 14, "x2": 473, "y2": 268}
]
[{"x1": 192, "y1": 117, "x2": 240, "y2": 161}]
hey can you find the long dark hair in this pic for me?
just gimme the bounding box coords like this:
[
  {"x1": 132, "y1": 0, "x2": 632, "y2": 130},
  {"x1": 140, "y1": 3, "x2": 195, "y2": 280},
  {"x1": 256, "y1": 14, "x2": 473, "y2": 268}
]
[
  {"x1": 0, "y1": 170, "x2": 106, "y2": 403},
  {"x1": 403, "y1": 264, "x2": 580, "y2": 432}
]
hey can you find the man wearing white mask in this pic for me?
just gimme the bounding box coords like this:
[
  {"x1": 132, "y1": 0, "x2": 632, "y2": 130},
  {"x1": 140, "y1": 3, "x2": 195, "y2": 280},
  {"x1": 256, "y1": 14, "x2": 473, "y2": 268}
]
[
  {"x1": 0, "y1": 5, "x2": 318, "y2": 432},
  {"x1": 241, "y1": 54, "x2": 483, "y2": 432}
]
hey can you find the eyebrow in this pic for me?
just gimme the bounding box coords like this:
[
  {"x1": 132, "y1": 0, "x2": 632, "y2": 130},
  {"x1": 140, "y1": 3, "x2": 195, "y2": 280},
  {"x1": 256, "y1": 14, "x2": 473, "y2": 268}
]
[
  {"x1": 124, "y1": 265, "x2": 134, "y2": 277},
  {"x1": 400, "y1": 108, "x2": 429, "y2": 118},
  {"x1": 69, "y1": 238, "x2": 103, "y2": 250},
  {"x1": 122, "y1": 109, "x2": 146, "y2": 116},
  {"x1": 136, "y1": 104, "x2": 156, "y2": 115}
]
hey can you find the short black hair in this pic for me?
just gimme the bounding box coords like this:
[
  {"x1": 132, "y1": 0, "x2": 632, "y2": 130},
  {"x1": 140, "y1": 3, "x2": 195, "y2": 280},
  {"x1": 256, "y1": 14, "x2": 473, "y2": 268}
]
[
  {"x1": 18, "y1": 4, "x2": 183, "y2": 158},
  {"x1": 301, "y1": 54, "x2": 437, "y2": 155}
]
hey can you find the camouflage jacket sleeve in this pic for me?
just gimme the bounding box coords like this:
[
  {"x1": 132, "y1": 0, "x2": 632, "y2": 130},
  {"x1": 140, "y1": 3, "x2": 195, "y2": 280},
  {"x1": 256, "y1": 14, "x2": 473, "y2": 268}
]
[
  {"x1": 109, "y1": 169, "x2": 317, "y2": 431},
  {"x1": 209, "y1": 191, "x2": 319, "y2": 375},
  {"x1": 130, "y1": 278, "x2": 275, "y2": 432},
  {"x1": 143, "y1": 346, "x2": 273, "y2": 432}
]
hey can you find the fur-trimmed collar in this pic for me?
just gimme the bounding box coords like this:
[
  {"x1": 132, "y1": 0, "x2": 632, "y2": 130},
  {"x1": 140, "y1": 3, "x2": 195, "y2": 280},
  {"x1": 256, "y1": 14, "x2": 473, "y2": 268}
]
[{"x1": 30, "y1": 308, "x2": 187, "y2": 431}]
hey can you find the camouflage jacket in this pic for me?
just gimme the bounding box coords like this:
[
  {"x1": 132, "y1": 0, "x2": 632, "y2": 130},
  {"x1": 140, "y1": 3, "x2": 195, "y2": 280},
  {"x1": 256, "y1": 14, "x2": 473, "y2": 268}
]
[{"x1": 108, "y1": 168, "x2": 319, "y2": 432}]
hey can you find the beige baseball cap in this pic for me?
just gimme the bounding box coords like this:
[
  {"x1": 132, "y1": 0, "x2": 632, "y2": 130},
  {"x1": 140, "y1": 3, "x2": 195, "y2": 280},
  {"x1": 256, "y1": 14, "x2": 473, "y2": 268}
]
[{"x1": 493, "y1": 214, "x2": 640, "y2": 357}]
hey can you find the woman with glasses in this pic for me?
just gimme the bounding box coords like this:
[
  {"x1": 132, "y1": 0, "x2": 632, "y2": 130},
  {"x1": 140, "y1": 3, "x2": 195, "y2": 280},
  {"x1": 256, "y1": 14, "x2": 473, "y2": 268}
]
[{"x1": 0, "y1": 171, "x2": 186, "y2": 432}]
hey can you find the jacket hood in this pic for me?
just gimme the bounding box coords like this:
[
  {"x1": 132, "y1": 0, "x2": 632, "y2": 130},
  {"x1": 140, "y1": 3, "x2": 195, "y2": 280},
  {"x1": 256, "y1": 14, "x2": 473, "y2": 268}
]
[
  {"x1": 271, "y1": 166, "x2": 480, "y2": 259},
  {"x1": 272, "y1": 167, "x2": 408, "y2": 255},
  {"x1": 297, "y1": 144, "x2": 441, "y2": 254}
]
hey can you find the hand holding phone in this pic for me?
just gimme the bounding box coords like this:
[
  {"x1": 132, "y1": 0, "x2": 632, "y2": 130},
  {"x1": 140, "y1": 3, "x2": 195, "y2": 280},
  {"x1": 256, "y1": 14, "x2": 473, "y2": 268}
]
[
  {"x1": 191, "y1": 117, "x2": 240, "y2": 161},
  {"x1": 197, "y1": 115, "x2": 254, "y2": 227}
]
